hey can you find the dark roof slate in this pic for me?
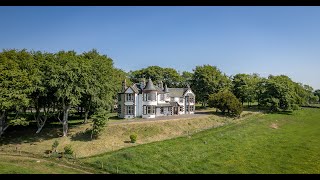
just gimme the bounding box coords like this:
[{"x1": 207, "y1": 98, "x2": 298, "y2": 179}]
[{"x1": 168, "y1": 88, "x2": 188, "y2": 97}]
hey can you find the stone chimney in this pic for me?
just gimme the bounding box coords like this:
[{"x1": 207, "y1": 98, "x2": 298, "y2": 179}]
[
  {"x1": 164, "y1": 84, "x2": 169, "y2": 93},
  {"x1": 158, "y1": 81, "x2": 163, "y2": 89},
  {"x1": 140, "y1": 78, "x2": 146, "y2": 90},
  {"x1": 122, "y1": 79, "x2": 127, "y2": 92}
]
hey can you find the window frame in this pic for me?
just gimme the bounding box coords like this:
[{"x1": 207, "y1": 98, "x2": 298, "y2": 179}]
[{"x1": 125, "y1": 105, "x2": 134, "y2": 115}]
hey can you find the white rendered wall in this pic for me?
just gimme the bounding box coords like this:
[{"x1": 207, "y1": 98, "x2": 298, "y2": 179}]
[{"x1": 137, "y1": 94, "x2": 143, "y2": 117}]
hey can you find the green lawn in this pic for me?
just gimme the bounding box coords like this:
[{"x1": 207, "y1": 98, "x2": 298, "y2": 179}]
[
  {"x1": 0, "y1": 155, "x2": 91, "y2": 174},
  {"x1": 82, "y1": 108, "x2": 320, "y2": 174}
]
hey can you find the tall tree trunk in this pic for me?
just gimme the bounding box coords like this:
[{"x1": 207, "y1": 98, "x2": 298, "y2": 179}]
[
  {"x1": 83, "y1": 102, "x2": 91, "y2": 124},
  {"x1": 0, "y1": 111, "x2": 8, "y2": 137},
  {"x1": 80, "y1": 106, "x2": 83, "y2": 118},
  {"x1": 84, "y1": 109, "x2": 89, "y2": 124},
  {"x1": 36, "y1": 116, "x2": 47, "y2": 134},
  {"x1": 36, "y1": 107, "x2": 48, "y2": 134},
  {"x1": 62, "y1": 107, "x2": 69, "y2": 137},
  {"x1": 83, "y1": 97, "x2": 92, "y2": 124},
  {"x1": 62, "y1": 99, "x2": 71, "y2": 137}
]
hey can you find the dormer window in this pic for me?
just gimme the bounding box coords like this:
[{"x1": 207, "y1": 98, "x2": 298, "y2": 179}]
[{"x1": 126, "y1": 93, "x2": 134, "y2": 101}]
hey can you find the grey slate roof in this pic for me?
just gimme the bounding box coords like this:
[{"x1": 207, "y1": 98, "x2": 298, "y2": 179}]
[
  {"x1": 131, "y1": 84, "x2": 140, "y2": 93},
  {"x1": 143, "y1": 78, "x2": 157, "y2": 91},
  {"x1": 168, "y1": 88, "x2": 188, "y2": 97}
]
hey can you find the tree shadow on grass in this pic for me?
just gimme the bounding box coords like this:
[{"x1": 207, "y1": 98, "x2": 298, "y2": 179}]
[
  {"x1": 0, "y1": 124, "x2": 63, "y2": 147},
  {"x1": 0, "y1": 118, "x2": 90, "y2": 146},
  {"x1": 108, "y1": 115, "x2": 123, "y2": 121},
  {"x1": 70, "y1": 129, "x2": 92, "y2": 142},
  {"x1": 270, "y1": 111, "x2": 293, "y2": 115}
]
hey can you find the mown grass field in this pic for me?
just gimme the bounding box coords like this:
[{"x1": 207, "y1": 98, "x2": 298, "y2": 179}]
[
  {"x1": 82, "y1": 108, "x2": 320, "y2": 174},
  {"x1": 0, "y1": 154, "x2": 91, "y2": 174}
]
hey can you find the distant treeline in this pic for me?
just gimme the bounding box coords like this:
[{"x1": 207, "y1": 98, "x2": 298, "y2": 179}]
[
  {"x1": 1, "y1": 49, "x2": 320, "y2": 137},
  {"x1": 129, "y1": 65, "x2": 320, "y2": 110}
]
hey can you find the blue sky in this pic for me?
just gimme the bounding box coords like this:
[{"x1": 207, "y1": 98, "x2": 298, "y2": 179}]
[{"x1": 0, "y1": 6, "x2": 319, "y2": 89}]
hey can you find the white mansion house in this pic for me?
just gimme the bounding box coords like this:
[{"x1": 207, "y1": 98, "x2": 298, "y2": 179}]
[{"x1": 117, "y1": 78, "x2": 195, "y2": 119}]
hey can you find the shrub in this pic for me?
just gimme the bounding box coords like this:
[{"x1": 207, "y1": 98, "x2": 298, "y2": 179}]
[
  {"x1": 292, "y1": 104, "x2": 300, "y2": 111},
  {"x1": 130, "y1": 134, "x2": 137, "y2": 143},
  {"x1": 64, "y1": 145, "x2": 74, "y2": 155},
  {"x1": 52, "y1": 140, "x2": 59, "y2": 152}
]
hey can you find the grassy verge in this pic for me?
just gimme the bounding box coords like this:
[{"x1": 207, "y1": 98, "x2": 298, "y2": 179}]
[{"x1": 82, "y1": 108, "x2": 320, "y2": 174}]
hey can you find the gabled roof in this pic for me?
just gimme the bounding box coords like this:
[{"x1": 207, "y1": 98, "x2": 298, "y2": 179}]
[
  {"x1": 124, "y1": 85, "x2": 139, "y2": 94},
  {"x1": 143, "y1": 78, "x2": 157, "y2": 91},
  {"x1": 131, "y1": 84, "x2": 140, "y2": 93}
]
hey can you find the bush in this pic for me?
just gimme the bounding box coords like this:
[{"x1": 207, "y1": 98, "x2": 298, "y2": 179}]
[
  {"x1": 64, "y1": 145, "x2": 74, "y2": 155},
  {"x1": 292, "y1": 104, "x2": 300, "y2": 111},
  {"x1": 52, "y1": 140, "x2": 59, "y2": 152},
  {"x1": 130, "y1": 134, "x2": 137, "y2": 143}
]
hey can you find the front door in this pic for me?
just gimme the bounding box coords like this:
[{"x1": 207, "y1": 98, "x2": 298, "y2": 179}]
[{"x1": 174, "y1": 107, "x2": 178, "y2": 115}]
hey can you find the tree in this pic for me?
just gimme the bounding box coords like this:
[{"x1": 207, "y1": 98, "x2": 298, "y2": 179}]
[
  {"x1": 180, "y1": 71, "x2": 193, "y2": 87},
  {"x1": 260, "y1": 75, "x2": 298, "y2": 112},
  {"x1": 208, "y1": 90, "x2": 242, "y2": 117},
  {"x1": 51, "y1": 51, "x2": 84, "y2": 137},
  {"x1": 314, "y1": 90, "x2": 320, "y2": 103},
  {"x1": 129, "y1": 66, "x2": 182, "y2": 87},
  {"x1": 0, "y1": 50, "x2": 33, "y2": 136},
  {"x1": 91, "y1": 108, "x2": 109, "y2": 139},
  {"x1": 232, "y1": 73, "x2": 261, "y2": 106},
  {"x1": 30, "y1": 51, "x2": 58, "y2": 133},
  {"x1": 191, "y1": 65, "x2": 231, "y2": 107}
]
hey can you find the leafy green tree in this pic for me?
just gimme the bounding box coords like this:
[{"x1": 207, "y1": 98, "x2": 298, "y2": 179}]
[
  {"x1": 91, "y1": 108, "x2": 109, "y2": 139},
  {"x1": 79, "y1": 49, "x2": 118, "y2": 123},
  {"x1": 191, "y1": 65, "x2": 231, "y2": 107},
  {"x1": 180, "y1": 71, "x2": 193, "y2": 87},
  {"x1": 260, "y1": 75, "x2": 297, "y2": 111},
  {"x1": 51, "y1": 51, "x2": 84, "y2": 137},
  {"x1": 208, "y1": 90, "x2": 242, "y2": 117},
  {"x1": 232, "y1": 73, "x2": 261, "y2": 106},
  {"x1": 30, "y1": 51, "x2": 58, "y2": 133},
  {"x1": 129, "y1": 66, "x2": 182, "y2": 87},
  {"x1": 314, "y1": 90, "x2": 320, "y2": 103},
  {"x1": 0, "y1": 50, "x2": 33, "y2": 136}
]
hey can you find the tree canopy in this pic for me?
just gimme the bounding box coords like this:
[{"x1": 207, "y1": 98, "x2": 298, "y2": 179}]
[{"x1": 191, "y1": 65, "x2": 231, "y2": 106}]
